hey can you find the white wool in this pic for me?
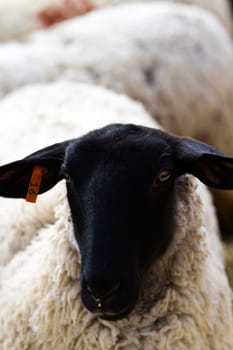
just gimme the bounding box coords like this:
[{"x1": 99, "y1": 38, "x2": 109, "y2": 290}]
[
  {"x1": 0, "y1": 82, "x2": 232, "y2": 349},
  {"x1": 0, "y1": 0, "x2": 231, "y2": 41}
]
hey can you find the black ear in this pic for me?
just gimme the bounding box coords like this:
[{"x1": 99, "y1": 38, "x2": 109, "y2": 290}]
[
  {"x1": 0, "y1": 140, "x2": 71, "y2": 201},
  {"x1": 176, "y1": 136, "x2": 233, "y2": 189}
]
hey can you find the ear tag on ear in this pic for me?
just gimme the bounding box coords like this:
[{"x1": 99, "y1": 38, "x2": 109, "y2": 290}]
[{"x1": 25, "y1": 165, "x2": 47, "y2": 203}]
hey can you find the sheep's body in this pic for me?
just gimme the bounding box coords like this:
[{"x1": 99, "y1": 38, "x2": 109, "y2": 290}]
[
  {"x1": 0, "y1": 82, "x2": 232, "y2": 349},
  {"x1": 0, "y1": 0, "x2": 232, "y2": 41}
]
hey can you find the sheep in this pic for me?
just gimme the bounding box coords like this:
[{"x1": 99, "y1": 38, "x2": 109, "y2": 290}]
[
  {"x1": 1, "y1": 2, "x2": 233, "y2": 229},
  {"x1": 0, "y1": 82, "x2": 233, "y2": 349},
  {"x1": 0, "y1": 0, "x2": 232, "y2": 41}
]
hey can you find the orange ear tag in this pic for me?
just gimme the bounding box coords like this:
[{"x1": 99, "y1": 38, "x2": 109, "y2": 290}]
[{"x1": 25, "y1": 165, "x2": 47, "y2": 203}]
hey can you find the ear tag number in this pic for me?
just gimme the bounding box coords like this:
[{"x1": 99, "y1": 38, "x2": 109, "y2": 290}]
[{"x1": 25, "y1": 165, "x2": 47, "y2": 203}]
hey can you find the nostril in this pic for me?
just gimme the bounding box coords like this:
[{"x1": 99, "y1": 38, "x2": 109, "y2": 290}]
[{"x1": 85, "y1": 279, "x2": 120, "y2": 301}]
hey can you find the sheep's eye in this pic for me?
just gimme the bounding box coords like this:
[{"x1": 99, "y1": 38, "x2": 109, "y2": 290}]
[{"x1": 157, "y1": 169, "x2": 171, "y2": 183}]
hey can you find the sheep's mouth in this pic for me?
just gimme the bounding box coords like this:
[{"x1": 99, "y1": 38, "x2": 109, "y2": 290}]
[{"x1": 98, "y1": 303, "x2": 135, "y2": 321}]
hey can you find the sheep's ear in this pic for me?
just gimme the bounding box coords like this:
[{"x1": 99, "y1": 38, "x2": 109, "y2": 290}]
[
  {"x1": 0, "y1": 140, "x2": 70, "y2": 201},
  {"x1": 176, "y1": 137, "x2": 233, "y2": 189}
]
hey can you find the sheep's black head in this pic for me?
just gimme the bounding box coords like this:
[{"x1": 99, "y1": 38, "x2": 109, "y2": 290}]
[{"x1": 1, "y1": 123, "x2": 233, "y2": 320}]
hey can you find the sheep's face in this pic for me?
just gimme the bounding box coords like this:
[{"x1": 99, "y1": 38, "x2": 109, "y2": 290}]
[
  {"x1": 1, "y1": 123, "x2": 233, "y2": 320},
  {"x1": 64, "y1": 125, "x2": 177, "y2": 320}
]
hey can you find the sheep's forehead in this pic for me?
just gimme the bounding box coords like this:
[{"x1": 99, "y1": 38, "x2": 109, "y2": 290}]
[{"x1": 66, "y1": 124, "x2": 172, "y2": 167}]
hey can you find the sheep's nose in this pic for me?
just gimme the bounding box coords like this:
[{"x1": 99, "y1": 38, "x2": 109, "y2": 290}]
[{"x1": 85, "y1": 278, "x2": 120, "y2": 302}]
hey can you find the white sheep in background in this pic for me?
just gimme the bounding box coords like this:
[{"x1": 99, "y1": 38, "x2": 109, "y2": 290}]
[
  {"x1": 0, "y1": 0, "x2": 232, "y2": 41},
  {"x1": 0, "y1": 3, "x2": 233, "y2": 228},
  {"x1": 0, "y1": 82, "x2": 233, "y2": 350}
]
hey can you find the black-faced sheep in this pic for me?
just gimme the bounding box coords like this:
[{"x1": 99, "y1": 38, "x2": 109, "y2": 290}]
[{"x1": 0, "y1": 82, "x2": 232, "y2": 349}]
